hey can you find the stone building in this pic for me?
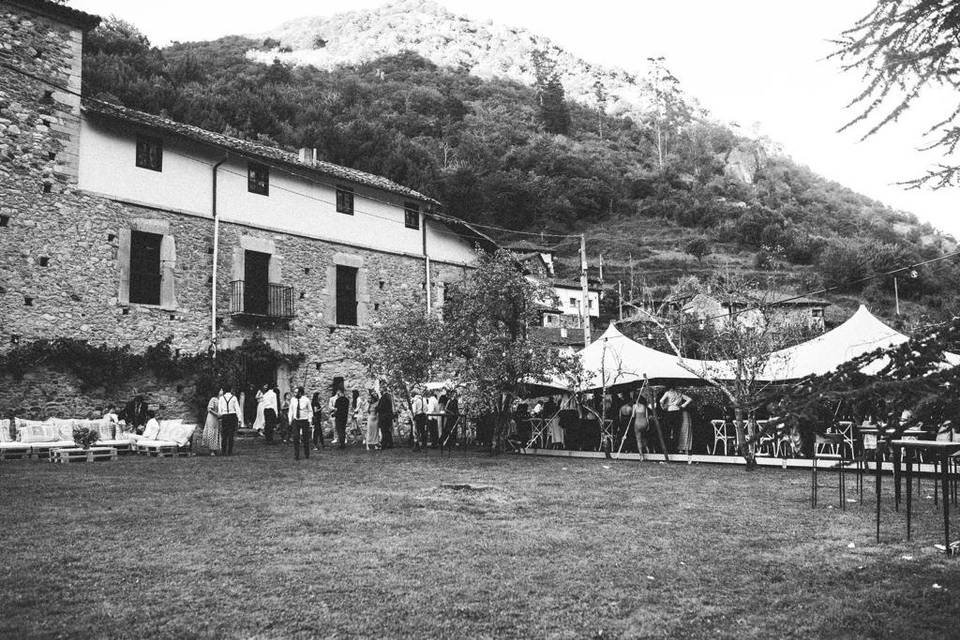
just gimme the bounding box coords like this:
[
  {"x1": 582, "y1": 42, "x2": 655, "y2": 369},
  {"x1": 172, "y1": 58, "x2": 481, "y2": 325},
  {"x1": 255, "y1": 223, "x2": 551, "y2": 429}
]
[{"x1": 0, "y1": 0, "x2": 491, "y2": 419}]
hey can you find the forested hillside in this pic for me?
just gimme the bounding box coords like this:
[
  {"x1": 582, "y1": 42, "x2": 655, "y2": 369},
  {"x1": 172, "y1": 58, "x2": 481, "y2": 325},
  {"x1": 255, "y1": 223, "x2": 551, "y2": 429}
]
[{"x1": 80, "y1": 15, "x2": 959, "y2": 326}]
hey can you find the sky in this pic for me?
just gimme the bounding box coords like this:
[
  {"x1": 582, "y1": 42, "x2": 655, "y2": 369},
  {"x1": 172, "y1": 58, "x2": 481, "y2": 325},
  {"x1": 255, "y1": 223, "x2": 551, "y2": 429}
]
[{"x1": 70, "y1": 0, "x2": 958, "y2": 237}]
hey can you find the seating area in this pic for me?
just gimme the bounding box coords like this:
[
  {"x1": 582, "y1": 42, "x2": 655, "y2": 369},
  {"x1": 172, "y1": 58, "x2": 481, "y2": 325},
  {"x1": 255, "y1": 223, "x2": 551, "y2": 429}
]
[{"x1": 0, "y1": 417, "x2": 196, "y2": 460}]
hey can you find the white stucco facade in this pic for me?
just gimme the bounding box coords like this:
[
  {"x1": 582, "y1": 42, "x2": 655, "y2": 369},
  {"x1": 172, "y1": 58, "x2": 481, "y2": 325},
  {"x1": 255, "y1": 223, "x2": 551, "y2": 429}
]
[{"x1": 77, "y1": 114, "x2": 477, "y2": 265}]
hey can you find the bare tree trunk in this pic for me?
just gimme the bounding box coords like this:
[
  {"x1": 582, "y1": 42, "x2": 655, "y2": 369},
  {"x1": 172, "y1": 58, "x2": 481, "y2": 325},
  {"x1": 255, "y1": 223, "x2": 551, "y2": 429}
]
[{"x1": 733, "y1": 406, "x2": 756, "y2": 469}]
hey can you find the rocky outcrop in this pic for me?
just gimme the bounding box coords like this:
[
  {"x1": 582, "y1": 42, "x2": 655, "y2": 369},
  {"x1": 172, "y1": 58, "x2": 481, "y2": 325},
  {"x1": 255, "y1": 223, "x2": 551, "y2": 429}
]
[{"x1": 723, "y1": 143, "x2": 768, "y2": 184}]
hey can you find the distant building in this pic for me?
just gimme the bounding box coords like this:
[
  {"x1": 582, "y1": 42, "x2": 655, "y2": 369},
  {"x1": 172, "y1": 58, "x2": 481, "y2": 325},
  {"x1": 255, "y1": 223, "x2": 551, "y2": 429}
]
[
  {"x1": 0, "y1": 0, "x2": 493, "y2": 418},
  {"x1": 680, "y1": 292, "x2": 828, "y2": 332}
]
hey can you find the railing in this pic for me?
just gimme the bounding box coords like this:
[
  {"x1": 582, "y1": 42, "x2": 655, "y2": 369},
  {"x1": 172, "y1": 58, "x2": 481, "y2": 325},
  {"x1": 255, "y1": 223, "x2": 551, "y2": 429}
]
[{"x1": 229, "y1": 280, "x2": 295, "y2": 319}]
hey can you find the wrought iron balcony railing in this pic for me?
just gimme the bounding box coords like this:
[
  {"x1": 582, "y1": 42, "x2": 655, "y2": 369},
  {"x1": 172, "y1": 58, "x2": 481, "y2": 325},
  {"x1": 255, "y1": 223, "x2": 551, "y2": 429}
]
[{"x1": 229, "y1": 280, "x2": 295, "y2": 319}]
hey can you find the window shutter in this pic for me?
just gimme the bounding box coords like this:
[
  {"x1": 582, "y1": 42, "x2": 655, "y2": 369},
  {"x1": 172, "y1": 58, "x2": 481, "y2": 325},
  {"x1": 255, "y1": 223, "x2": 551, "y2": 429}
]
[
  {"x1": 268, "y1": 254, "x2": 283, "y2": 284},
  {"x1": 356, "y1": 267, "x2": 369, "y2": 327},
  {"x1": 326, "y1": 265, "x2": 337, "y2": 326},
  {"x1": 159, "y1": 234, "x2": 177, "y2": 309},
  {"x1": 231, "y1": 247, "x2": 244, "y2": 283},
  {"x1": 117, "y1": 228, "x2": 131, "y2": 305}
]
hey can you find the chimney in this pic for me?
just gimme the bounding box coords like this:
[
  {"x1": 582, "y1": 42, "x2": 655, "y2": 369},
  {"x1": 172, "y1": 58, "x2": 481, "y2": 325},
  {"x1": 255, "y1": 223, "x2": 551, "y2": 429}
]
[{"x1": 298, "y1": 147, "x2": 318, "y2": 163}]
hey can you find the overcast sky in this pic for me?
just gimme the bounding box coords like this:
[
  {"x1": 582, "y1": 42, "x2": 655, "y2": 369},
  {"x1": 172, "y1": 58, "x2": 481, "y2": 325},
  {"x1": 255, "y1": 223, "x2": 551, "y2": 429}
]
[{"x1": 71, "y1": 0, "x2": 958, "y2": 237}]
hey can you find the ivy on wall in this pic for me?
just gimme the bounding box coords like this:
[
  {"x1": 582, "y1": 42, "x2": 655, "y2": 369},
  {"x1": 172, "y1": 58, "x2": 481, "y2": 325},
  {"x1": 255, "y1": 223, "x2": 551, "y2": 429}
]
[{"x1": 0, "y1": 334, "x2": 304, "y2": 394}]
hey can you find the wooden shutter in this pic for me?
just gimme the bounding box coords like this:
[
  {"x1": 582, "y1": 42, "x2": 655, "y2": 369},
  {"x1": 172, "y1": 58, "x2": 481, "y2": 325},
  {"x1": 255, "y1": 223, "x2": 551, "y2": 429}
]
[
  {"x1": 117, "y1": 228, "x2": 131, "y2": 305},
  {"x1": 159, "y1": 234, "x2": 177, "y2": 309}
]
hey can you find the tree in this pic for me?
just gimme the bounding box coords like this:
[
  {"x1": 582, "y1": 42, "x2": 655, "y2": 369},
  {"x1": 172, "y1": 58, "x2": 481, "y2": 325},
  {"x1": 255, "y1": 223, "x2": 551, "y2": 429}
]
[
  {"x1": 776, "y1": 314, "x2": 960, "y2": 442},
  {"x1": 639, "y1": 273, "x2": 809, "y2": 468},
  {"x1": 684, "y1": 237, "x2": 711, "y2": 264},
  {"x1": 833, "y1": 0, "x2": 960, "y2": 188},
  {"x1": 441, "y1": 249, "x2": 576, "y2": 452},
  {"x1": 347, "y1": 302, "x2": 443, "y2": 440},
  {"x1": 531, "y1": 50, "x2": 571, "y2": 135},
  {"x1": 641, "y1": 57, "x2": 696, "y2": 171}
]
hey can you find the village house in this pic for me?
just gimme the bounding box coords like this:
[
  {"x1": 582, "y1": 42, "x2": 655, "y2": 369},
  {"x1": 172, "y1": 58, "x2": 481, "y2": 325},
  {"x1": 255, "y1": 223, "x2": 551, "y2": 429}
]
[
  {"x1": 0, "y1": 0, "x2": 492, "y2": 419},
  {"x1": 628, "y1": 290, "x2": 828, "y2": 333}
]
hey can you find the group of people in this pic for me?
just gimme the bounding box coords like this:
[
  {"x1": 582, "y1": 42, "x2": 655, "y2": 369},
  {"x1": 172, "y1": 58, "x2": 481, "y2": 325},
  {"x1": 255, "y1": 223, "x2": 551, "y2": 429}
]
[
  {"x1": 512, "y1": 386, "x2": 698, "y2": 456},
  {"x1": 198, "y1": 381, "x2": 414, "y2": 458}
]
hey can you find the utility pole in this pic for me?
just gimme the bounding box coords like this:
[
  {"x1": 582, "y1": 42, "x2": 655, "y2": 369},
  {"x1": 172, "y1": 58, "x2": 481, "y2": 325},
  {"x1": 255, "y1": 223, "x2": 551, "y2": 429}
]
[
  {"x1": 628, "y1": 253, "x2": 635, "y2": 302},
  {"x1": 580, "y1": 234, "x2": 590, "y2": 348},
  {"x1": 894, "y1": 276, "x2": 900, "y2": 316},
  {"x1": 618, "y1": 280, "x2": 623, "y2": 322}
]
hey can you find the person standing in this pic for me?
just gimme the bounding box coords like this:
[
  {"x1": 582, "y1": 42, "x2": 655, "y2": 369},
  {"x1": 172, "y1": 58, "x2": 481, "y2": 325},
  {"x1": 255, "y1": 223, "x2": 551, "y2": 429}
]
[
  {"x1": 218, "y1": 384, "x2": 242, "y2": 456},
  {"x1": 425, "y1": 390, "x2": 440, "y2": 448},
  {"x1": 252, "y1": 385, "x2": 266, "y2": 435},
  {"x1": 365, "y1": 389, "x2": 380, "y2": 450},
  {"x1": 311, "y1": 392, "x2": 325, "y2": 451},
  {"x1": 659, "y1": 386, "x2": 691, "y2": 453},
  {"x1": 202, "y1": 388, "x2": 222, "y2": 456},
  {"x1": 279, "y1": 391, "x2": 291, "y2": 444},
  {"x1": 262, "y1": 385, "x2": 278, "y2": 443},
  {"x1": 334, "y1": 388, "x2": 350, "y2": 449},
  {"x1": 678, "y1": 393, "x2": 695, "y2": 455},
  {"x1": 631, "y1": 394, "x2": 652, "y2": 456},
  {"x1": 288, "y1": 386, "x2": 313, "y2": 460},
  {"x1": 411, "y1": 388, "x2": 427, "y2": 451},
  {"x1": 377, "y1": 384, "x2": 395, "y2": 449}
]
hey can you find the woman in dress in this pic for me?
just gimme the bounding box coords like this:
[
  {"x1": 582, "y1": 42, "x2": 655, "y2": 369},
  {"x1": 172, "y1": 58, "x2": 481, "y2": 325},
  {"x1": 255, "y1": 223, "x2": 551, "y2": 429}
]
[
  {"x1": 365, "y1": 389, "x2": 380, "y2": 450},
  {"x1": 631, "y1": 394, "x2": 652, "y2": 457},
  {"x1": 678, "y1": 392, "x2": 695, "y2": 455},
  {"x1": 252, "y1": 385, "x2": 266, "y2": 435},
  {"x1": 354, "y1": 391, "x2": 368, "y2": 444},
  {"x1": 311, "y1": 391, "x2": 325, "y2": 451},
  {"x1": 201, "y1": 389, "x2": 222, "y2": 455}
]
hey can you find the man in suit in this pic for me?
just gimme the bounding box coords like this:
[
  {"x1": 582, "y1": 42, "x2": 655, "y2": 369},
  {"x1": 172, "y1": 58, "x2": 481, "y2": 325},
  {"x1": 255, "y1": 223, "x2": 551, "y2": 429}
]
[
  {"x1": 261, "y1": 384, "x2": 278, "y2": 443},
  {"x1": 218, "y1": 384, "x2": 242, "y2": 456},
  {"x1": 288, "y1": 386, "x2": 312, "y2": 460},
  {"x1": 377, "y1": 383, "x2": 395, "y2": 449}
]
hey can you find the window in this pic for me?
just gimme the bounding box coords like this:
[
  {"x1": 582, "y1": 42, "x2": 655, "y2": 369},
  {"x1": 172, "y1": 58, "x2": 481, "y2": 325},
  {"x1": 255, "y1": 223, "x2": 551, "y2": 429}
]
[
  {"x1": 129, "y1": 230, "x2": 162, "y2": 305},
  {"x1": 336, "y1": 187, "x2": 354, "y2": 215},
  {"x1": 248, "y1": 162, "x2": 269, "y2": 195},
  {"x1": 336, "y1": 264, "x2": 358, "y2": 326},
  {"x1": 569, "y1": 297, "x2": 576, "y2": 306},
  {"x1": 404, "y1": 202, "x2": 420, "y2": 230},
  {"x1": 812, "y1": 308, "x2": 824, "y2": 318},
  {"x1": 135, "y1": 136, "x2": 163, "y2": 172},
  {"x1": 588, "y1": 299, "x2": 593, "y2": 308}
]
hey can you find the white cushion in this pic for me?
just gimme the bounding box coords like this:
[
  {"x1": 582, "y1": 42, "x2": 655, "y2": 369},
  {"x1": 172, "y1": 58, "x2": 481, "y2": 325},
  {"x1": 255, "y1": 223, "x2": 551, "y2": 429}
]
[
  {"x1": 18, "y1": 425, "x2": 59, "y2": 443},
  {"x1": 157, "y1": 421, "x2": 180, "y2": 442},
  {"x1": 31, "y1": 440, "x2": 76, "y2": 449},
  {"x1": 0, "y1": 419, "x2": 10, "y2": 443},
  {"x1": 0, "y1": 442, "x2": 30, "y2": 450},
  {"x1": 48, "y1": 419, "x2": 77, "y2": 441},
  {"x1": 172, "y1": 424, "x2": 196, "y2": 447}
]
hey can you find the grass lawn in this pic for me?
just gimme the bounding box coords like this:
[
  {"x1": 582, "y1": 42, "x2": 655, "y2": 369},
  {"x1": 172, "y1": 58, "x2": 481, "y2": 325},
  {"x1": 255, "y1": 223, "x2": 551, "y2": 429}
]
[{"x1": 1, "y1": 441, "x2": 958, "y2": 639}]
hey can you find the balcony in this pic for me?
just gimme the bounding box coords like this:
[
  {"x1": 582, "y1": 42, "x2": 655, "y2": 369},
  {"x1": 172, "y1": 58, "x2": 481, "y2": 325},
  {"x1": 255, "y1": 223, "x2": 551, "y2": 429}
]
[{"x1": 229, "y1": 280, "x2": 295, "y2": 319}]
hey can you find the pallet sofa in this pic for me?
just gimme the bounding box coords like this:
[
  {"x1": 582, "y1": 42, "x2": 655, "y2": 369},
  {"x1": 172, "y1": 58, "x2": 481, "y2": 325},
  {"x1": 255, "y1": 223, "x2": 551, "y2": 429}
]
[
  {"x1": 0, "y1": 418, "x2": 196, "y2": 460},
  {"x1": 129, "y1": 420, "x2": 195, "y2": 457}
]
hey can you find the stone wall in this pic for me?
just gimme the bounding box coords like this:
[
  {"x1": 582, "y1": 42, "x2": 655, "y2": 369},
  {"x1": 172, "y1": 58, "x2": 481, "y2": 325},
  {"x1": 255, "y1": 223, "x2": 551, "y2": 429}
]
[
  {"x1": 0, "y1": 1, "x2": 474, "y2": 416},
  {"x1": 0, "y1": 366, "x2": 199, "y2": 422}
]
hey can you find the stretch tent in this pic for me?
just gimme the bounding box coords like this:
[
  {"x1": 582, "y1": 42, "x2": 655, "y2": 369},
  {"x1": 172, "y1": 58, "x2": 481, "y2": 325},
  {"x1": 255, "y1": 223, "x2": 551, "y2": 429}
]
[
  {"x1": 758, "y1": 305, "x2": 958, "y2": 380},
  {"x1": 578, "y1": 324, "x2": 727, "y2": 389},
  {"x1": 575, "y1": 306, "x2": 958, "y2": 390}
]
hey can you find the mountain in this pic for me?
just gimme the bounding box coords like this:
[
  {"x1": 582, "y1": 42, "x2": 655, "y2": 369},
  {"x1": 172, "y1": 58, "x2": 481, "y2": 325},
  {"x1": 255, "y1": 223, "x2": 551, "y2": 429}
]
[
  {"x1": 252, "y1": 0, "x2": 657, "y2": 119},
  {"x1": 80, "y1": 2, "x2": 959, "y2": 328}
]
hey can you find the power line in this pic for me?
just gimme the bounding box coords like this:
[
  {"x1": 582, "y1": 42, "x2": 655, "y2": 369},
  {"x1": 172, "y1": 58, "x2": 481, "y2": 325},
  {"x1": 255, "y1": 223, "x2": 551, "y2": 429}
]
[{"x1": 621, "y1": 250, "x2": 960, "y2": 333}]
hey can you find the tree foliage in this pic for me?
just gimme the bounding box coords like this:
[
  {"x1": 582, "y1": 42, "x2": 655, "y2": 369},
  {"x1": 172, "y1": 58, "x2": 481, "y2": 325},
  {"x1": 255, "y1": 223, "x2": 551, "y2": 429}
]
[{"x1": 833, "y1": 0, "x2": 960, "y2": 188}]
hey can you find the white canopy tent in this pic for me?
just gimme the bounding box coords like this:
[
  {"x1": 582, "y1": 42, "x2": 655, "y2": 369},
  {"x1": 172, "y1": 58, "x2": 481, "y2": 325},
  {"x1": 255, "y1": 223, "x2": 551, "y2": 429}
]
[
  {"x1": 573, "y1": 306, "x2": 957, "y2": 390},
  {"x1": 758, "y1": 305, "x2": 959, "y2": 380},
  {"x1": 577, "y1": 324, "x2": 720, "y2": 389}
]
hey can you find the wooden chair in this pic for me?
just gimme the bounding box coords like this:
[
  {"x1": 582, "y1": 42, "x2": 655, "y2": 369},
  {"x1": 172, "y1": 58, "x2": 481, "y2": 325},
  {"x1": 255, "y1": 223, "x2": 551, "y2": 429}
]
[{"x1": 711, "y1": 420, "x2": 735, "y2": 455}]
